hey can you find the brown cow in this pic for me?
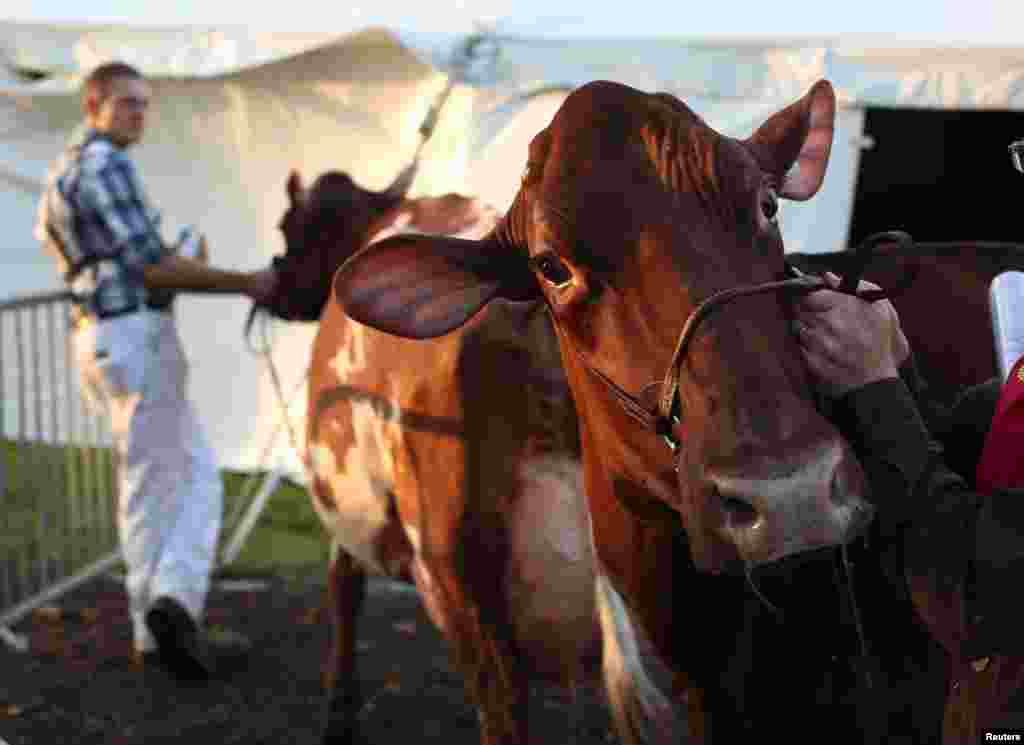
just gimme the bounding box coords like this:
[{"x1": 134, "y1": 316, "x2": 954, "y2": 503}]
[
  {"x1": 331, "y1": 80, "x2": 920, "y2": 742},
  {"x1": 268, "y1": 171, "x2": 611, "y2": 745}
]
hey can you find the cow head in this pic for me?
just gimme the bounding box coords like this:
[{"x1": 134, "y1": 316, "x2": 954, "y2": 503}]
[
  {"x1": 266, "y1": 170, "x2": 500, "y2": 322},
  {"x1": 333, "y1": 80, "x2": 873, "y2": 574},
  {"x1": 264, "y1": 169, "x2": 406, "y2": 321}
]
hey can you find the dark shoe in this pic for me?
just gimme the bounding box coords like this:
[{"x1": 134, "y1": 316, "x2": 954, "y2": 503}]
[
  {"x1": 145, "y1": 596, "x2": 212, "y2": 682},
  {"x1": 130, "y1": 648, "x2": 161, "y2": 670}
]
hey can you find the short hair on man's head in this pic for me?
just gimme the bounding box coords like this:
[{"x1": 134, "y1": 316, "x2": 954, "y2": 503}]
[{"x1": 82, "y1": 61, "x2": 143, "y2": 108}]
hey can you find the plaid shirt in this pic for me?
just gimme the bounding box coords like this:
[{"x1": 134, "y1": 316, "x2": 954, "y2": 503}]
[{"x1": 35, "y1": 126, "x2": 172, "y2": 318}]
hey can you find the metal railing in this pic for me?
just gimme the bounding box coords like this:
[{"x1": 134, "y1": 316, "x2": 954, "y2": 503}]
[
  {"x1": 0, "y1": 290, "x2": 280, "y2": 651},
  {"x1": 0, "y1": 290, "x2": 120, "y2": 650}
]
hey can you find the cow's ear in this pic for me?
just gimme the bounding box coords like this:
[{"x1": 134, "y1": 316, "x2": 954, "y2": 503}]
[
  {"x1": 286, "y1": 169, "x2": 303, "y2": 203},
  {"x1": 333, "y1": 233, "x2": 540, "y2": 339},
  {"x1": 745, "y1": 79, "x2": 835, "y2": 201}
]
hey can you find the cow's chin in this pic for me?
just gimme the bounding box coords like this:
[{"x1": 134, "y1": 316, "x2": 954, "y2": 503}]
[
  {"x1": 684, "y1": 525, "x2": 836, "y2": 577},
  {"x1": 683, "y1": 525, "x2": 748, "y2": 576},
  {"x1": 683, "y1": 508, "x2": 872, "y2": 578}
]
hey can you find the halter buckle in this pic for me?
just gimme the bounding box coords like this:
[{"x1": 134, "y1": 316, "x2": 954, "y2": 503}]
[{"x1": 661, "y1": 413, "x2": 682, "y2": 453}]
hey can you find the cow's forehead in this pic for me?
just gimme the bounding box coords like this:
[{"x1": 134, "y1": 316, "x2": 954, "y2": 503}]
[
  {"x1": 520, "y1": 83, "x2": 754, "y2": 245},
  {"x1": 525, "y1": 83, "x2": 735, "y2": 191}
]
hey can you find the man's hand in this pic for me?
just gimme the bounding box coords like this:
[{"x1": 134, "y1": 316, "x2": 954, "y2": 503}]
[
  {"x1": 196, "y1": 235, "x2": 209, "y2": 264},
  {"x1": 793, "y1": 272, "x2": 909, "y2": 397}
]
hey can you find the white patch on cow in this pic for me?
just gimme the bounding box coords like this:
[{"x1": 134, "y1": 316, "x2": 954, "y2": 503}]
[
  {"x1": 328, "y1": 322, "x2": 370, "y2": 382},
  {"x1": 517, "y1": 455, "x2": 588, "y2": 565},
  {"x1": 312, "y1": 324, "x2": 405, "y2": 575},
  {"x1": 309, "y1": 438, "x2": 388, "y2": 575},
  {"x1": 505, "y1": 455, "x2": 598, "y2": 681},
  {"x1": 596, "y1": 573, "x2": 683, "y2": 745}
]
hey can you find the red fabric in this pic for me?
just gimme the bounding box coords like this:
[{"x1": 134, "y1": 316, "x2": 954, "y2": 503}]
[{"x1": 975, "y1": 355, "x2": 1024, "y2": 491}]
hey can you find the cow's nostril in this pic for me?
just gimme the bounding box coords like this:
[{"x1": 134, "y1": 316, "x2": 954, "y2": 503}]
[{"x1": 720, "y1": 494, "x2": 759, "y2": 527}]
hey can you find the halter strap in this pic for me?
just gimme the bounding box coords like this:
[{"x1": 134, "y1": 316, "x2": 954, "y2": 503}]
[{"x1": 574, "y1": 230, "x2": 915, "y2": 453}]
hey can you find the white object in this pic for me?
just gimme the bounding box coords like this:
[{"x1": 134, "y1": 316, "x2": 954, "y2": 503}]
[
  {"x1": 0, "y1": 625, "x2": 29, "y2": 653},
  {"x1": 989, "y1": 271, "x2": 1024, "y2": 382},
  {"x1": 177, "y1": 226, "x2": 203, "y2": 259},
  {"x1": 219, "y1": 469, "x2": 283, "y2": 566}
]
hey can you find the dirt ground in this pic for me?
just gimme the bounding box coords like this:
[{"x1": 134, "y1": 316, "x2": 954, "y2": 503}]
[{"x1": 0, "y1": 567, "x2": 616, "y2": 745}]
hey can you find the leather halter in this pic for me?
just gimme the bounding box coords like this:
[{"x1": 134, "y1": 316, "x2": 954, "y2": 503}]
[{"x1": 574, "y1": 231, "x2": 914, "y2": 453}]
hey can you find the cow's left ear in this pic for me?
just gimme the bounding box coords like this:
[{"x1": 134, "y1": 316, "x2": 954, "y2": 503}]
[
  {"x1": 333, "y1": 233, "x2": 540, "y2": 339},
  {"x1": 745, "y1": 79, "x2": 835, "y2": 201},
  {"x1": 286, "y1": 169, "x2": 303, "y2": 203}
]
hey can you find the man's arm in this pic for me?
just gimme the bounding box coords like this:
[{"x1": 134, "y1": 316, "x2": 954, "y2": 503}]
[
  {"x1": 142, "y1": 254, "x2": 274, "y2": 298},
  {"x1": 80, "y1": 153, "x2": 275, "y2": 302},
  {"x1": 795, "y1": 275, "x2": 1024, "y2": 658},
  {"x1": 838, "y1": 373, "x2": 1024, "y2": 658}
]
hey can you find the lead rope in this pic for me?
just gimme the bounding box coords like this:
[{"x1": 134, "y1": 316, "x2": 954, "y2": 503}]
[
  {"x1": 214, "y1": 308, "x2": 312, "y2": 563},
  {"x1": 244, "y1": 308, "x2": 310, "y2": 474},
  {"x1": 742, "y1": 561, "x2": 783, "y2": 618},
  {"x1": 839, "y1": 541, "x2": 888, "y2": 745}
]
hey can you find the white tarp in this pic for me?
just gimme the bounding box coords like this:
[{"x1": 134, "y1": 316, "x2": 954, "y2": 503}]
[
  {"x1": 4, "y1": 22, "x2": 1024, "y2": 473},
  {"x1": 1, "y1": 25, "x2": 479, "y2": 475}
]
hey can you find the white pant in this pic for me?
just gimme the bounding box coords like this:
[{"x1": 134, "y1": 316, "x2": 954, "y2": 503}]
[{"x1": 72, "y1": 309, "x2": 223, "y2": 652}]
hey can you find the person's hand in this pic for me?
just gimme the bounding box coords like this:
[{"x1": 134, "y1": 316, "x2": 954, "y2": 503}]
[
  {"x1": 793, "y1": 272, "x2": 908, "y2": 397},
  {"x1": 246, "y1": 267, "x2": 278, "y2": 306},
  {"x1": 196, "y1": 235, "x2": 209, "y2": 264}
]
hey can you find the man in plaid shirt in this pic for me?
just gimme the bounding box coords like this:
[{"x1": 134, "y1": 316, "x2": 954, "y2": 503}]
[{"x1": 35, "y1": 61, "x2": 276, "y2": 681}]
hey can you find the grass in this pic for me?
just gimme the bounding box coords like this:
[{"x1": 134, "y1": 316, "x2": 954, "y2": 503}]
[
  {"x1": 220, "y1": 470, "x2": 330, "y2": 576},
  {"x1": 2, "y1": 438, "x2": 329, "y2": 577}
]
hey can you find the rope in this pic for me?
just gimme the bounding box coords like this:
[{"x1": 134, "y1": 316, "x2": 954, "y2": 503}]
[
  {"x1": 244, "y1": 308, "x2": 310, "y2": 469},
  {"x1": 219, "y1": 309, "x2": 311, "y2": 559}
]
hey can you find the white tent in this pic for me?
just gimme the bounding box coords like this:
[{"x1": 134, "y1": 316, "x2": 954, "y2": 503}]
[{"x1": 4, "y1": 21, "x2": 1024, "y2": 474}]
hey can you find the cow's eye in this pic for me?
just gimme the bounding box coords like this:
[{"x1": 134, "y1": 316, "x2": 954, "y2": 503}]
[
  {"x1": 530, "y1": 252, "x2": 573, "y2": 286},
  {"x1": 761, "y1": 189, "x2": 779, "y2": 223}
]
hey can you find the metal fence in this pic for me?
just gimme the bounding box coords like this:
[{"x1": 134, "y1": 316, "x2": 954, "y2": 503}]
[
  {"x1": 0, "y1": 291, "x2": 280, "y2": 651},
  {"x1": 0, "y1": 290, "x2": 120, "y2": 649}
]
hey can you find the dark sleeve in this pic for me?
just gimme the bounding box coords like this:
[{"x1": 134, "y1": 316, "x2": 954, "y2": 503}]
[
  {"x1": 896, "y1": 352, "x2": 950, "y2": 435},
  {"x1": 965, "y1": 488, "x2": 1024, "y2": 658},
  {"x1": 836, "y1": 376, "x2": 1024, "y2": 658},
  {"x1": 832, "y1": 375, "x2": 966, "y2": 531}
]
